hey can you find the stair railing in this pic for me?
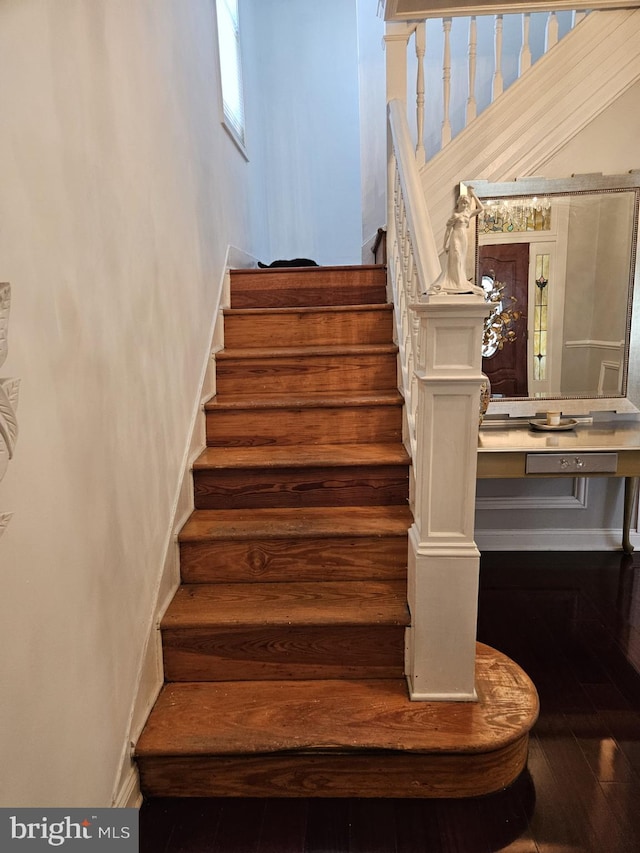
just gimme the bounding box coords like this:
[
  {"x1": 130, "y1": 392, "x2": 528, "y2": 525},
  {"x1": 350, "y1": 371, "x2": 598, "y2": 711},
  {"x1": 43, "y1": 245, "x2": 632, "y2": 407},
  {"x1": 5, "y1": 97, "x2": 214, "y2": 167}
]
[
  {"x1": 387, "y1": 96, "x2": 490, "y2": 701},
  {"x1": 388, "y1": 9, "x2": 588, "y2": 165},
  {"x1": 387, "y1": 99, "x2": 440, "y2": 460}
]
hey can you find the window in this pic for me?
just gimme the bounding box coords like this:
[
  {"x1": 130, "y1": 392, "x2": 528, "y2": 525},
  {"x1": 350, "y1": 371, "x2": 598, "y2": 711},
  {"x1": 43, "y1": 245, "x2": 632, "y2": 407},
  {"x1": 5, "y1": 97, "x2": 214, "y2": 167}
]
[{"x1": 216, "y1": 0, "x2": 246, "y2": 152}]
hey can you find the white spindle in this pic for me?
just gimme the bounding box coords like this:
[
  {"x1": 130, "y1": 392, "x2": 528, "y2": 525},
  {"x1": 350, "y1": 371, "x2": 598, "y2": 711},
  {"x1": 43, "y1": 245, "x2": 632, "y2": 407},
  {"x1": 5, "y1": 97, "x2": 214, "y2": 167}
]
[
  {"x1": 415, "y1": 23, "x2": 426, "y2": 167},
  {"x1": 493, "y1": 15, "x2": 504, "y2": 100},
  {"x1": 546, "y1": 11, "x2": 559, "y2": 49},
  {"x1": 466, "y1": 16, "x2": 478, "y2": 124},
  {"x1": 573, "y1": 10, "x2": 587, "y2": 25},
  {"x1": 441, "y1": 18, "x2": 452, "y2": 146},
  {"x1": 520, "y1": 12, "x2": 532, "y2": 74}
]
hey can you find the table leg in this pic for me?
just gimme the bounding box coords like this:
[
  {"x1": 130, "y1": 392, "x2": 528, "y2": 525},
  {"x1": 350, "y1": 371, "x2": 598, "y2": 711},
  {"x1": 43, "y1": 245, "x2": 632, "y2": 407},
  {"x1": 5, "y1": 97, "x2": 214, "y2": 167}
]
[{"x1": 622, "y1": 476, "x2": 639, "y2": 554}]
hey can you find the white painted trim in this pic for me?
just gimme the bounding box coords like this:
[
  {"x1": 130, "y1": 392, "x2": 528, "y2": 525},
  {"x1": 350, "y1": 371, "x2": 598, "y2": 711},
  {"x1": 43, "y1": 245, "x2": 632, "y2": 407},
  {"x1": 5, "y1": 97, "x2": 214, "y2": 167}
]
[
  {"x1": 112, "y1": 764, "x2": 143, "y2": 809},
  {"x1": 565, "y1": 339, "x2": 625, "y2": 349},
  {"x1": 476, "y1": 527, "x2": 640, "y2": 550},
  {"x1": 598, "y1": 360, "x2": 623, "y2": 395},
  {"x1": 382, "y1": 1, "x2": 640, "y2": 21},
  {"x1": 405, "y1": 676, "x2": 478, "y2": 702},
  {"x1": 111, "y1": 244, "x2": 257, "y2": 807},
  {"x1": 476, "y1": 477, "x2": 588, "y2": 511}
]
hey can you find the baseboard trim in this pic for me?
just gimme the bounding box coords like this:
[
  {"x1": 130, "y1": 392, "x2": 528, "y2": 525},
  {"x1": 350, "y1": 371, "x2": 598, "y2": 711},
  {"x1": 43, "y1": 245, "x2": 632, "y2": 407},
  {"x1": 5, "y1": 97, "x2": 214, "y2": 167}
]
[
  {"x1": 112, "y1": 763, "x2": 143, "y2": 809},
  {"x1": 475, "y1": 527, "x2": 639, "y2": 551}
]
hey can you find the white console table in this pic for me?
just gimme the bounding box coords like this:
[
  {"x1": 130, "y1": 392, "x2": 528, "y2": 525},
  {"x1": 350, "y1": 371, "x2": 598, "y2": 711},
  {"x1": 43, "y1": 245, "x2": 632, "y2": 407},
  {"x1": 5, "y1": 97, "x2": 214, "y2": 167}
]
[{"x1": 477, "y1": 420, "x2": 640, "y2": 553}]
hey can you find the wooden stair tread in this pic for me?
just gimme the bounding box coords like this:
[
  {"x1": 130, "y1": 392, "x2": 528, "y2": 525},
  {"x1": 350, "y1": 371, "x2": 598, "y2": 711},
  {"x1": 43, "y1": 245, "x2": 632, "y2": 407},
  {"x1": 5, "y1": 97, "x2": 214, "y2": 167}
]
[
  {"x1": 205, "y1": 390, "x2": 403, "y2": 411},
  {"x1": 162, "y1": 581, "x2": 410, "y2": 628},
  {"x1": 216, "y1": 344, "x2": 397, "y2": 360},
  {"x1": 179, "y1": 505, "x2": 413, "y2": 542},
  {"x1": 194, "y1": 444, "x2": 411, "y2": 470},
  {"x1": 136, "y1": 644, "x2": 539, "y2": 758}
]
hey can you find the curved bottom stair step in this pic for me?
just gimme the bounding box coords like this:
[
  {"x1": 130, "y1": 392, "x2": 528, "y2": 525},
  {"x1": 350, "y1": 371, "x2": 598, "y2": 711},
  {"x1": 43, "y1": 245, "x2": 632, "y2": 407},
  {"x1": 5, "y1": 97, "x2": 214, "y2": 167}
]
[{"x1": 136, "y1": 643, "x2": 539, "y2": 799}]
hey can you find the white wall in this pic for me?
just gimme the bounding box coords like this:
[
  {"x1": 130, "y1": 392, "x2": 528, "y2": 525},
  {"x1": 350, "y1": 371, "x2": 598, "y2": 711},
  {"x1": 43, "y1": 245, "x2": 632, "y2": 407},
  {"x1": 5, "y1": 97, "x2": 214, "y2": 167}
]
[
  {"x1": 0, "y1": 0, "x2": 259, "y2": 807},
  {"x1": 243, "y1": 0, "x2": 363, "y2": 266},
  {"x1": 357, "y1": 0, "x2": 387, "y2": 257}
]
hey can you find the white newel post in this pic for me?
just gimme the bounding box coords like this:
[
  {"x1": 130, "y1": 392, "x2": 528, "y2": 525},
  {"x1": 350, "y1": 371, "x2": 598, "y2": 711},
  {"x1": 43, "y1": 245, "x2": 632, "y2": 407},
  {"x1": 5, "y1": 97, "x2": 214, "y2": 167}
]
[{"x1": 405, "y1": 294, "x2": 489, "y2": 701}]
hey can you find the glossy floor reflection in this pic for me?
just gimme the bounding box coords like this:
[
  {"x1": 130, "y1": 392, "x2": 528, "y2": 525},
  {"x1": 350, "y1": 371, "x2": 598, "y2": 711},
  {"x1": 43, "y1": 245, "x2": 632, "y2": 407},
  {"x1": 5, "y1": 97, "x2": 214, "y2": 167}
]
[{"x1": 140, "y1": 551, "x2": 640, "y2": 852}]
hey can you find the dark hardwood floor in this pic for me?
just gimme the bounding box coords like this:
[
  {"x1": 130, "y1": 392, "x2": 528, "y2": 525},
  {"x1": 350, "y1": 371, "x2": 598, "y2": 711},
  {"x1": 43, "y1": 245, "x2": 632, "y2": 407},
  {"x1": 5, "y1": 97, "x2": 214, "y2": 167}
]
[{"x1": 139, "y1": 550, "x2": 640, "y2": 852}]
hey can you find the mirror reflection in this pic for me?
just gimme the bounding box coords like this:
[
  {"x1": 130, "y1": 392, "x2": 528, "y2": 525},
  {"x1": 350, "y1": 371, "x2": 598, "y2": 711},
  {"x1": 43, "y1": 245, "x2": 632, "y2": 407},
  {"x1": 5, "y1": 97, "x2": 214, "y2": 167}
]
[{"x1": 472, "y1": 182, "x2": 639, "y2": 403}]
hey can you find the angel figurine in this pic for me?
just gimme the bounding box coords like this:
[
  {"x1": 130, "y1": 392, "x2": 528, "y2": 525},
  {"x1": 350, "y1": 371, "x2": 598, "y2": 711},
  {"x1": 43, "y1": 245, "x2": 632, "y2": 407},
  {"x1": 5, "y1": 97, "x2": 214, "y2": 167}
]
[{"x1": 430, "y1": 187, "x2": 485, "y2": 296}]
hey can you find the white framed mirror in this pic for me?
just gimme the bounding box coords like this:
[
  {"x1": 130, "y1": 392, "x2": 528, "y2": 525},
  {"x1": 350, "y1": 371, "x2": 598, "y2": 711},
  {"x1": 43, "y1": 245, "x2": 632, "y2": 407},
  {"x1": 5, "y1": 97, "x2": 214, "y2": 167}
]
[{"x1": 465, "y1": 172, "x2": 640, "y2": 418}]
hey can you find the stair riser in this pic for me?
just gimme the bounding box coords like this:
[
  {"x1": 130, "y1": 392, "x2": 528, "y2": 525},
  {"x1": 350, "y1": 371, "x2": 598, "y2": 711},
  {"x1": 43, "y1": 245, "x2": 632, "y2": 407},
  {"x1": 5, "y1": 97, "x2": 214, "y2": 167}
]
[
  {"x1": 215, "y1": 353, "x2": 398, "y2": 395},
  {"x1": 206, "y1": 405, "x2": 402, "y2": 447},
  {"x1": 179, "y1": 537, "x2": 408, "y2": 584},
  {"x1": 193, "y1": 465, "x2": 409, "y2": 510},
  {"x1": 224, "y1": 309, "x2": 393, "y2": 348},
  {"x1": 137, "y1": 735, "x2": 530, "y2": 798},
  {"x1": 230, "y1": 267, "x2": 387, "y2": 309},
  {"x1": 161, "y1": 625, "x2": 405, "y2": 681}
]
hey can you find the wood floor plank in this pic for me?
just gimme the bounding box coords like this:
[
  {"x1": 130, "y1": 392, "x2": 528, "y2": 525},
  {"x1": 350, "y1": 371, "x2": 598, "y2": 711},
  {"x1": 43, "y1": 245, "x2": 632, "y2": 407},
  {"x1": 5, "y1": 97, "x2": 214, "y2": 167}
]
[
  {"x1": 347, "y1": 800, "x2": 397, "y2": 853},
  {"x1": 599, "y1": 781, "x2": 640, "y2": 852},
  {"x1": 304, "y1": 799, "x2": 350, "y2": 853},
  {"x1": 393, "y1": 800, "x2": 443, "y2": 853},
  {"x1": 257, "y1": 800, "x2": 308, "y2": 853},
  {"x1": 209, "y1": 799, "x2": 265, "y2": 853},
  {"x1": 148, "y1": 799, "x2": 223, "y2": 853}
]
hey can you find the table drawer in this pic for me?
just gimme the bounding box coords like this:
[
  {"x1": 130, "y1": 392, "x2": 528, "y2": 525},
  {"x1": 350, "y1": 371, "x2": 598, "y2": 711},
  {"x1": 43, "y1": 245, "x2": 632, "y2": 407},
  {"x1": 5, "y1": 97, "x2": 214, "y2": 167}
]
[{"x1": 525, "y1": 452, "x2": 618, "y2": 474}]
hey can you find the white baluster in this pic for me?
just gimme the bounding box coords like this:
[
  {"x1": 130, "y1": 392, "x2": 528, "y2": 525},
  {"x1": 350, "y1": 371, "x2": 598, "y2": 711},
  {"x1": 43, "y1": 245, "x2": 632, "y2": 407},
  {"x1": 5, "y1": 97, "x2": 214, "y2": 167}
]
[
  {"x1": 415, "y1": 22, "x2": 426, "y2": 167},
  {"x1": 520, "y1": 12, "x2": 531, "y2": 74},
  {"x1": 545, "y1": 11, "x2": 559, "y2": 50},
  {"x1": 466, "y1": 16, "x2": 477, "y2": 125},
  {"x1": 441, "y1": 18, "x2": 452, "y2": 146},
  {"x1": 493, "y1": 15, "x2": 503, "y2": 100},
  {"x1": 572, "y1": 10, "x2": 587, "y2": 26}
]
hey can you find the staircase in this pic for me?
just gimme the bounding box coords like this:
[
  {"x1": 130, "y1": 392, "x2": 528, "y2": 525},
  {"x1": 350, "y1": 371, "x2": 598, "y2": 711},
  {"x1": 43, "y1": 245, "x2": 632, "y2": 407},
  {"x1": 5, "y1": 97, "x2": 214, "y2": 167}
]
[{"x1": 136, "y1": 264, "x2": 538, "y2": 799}]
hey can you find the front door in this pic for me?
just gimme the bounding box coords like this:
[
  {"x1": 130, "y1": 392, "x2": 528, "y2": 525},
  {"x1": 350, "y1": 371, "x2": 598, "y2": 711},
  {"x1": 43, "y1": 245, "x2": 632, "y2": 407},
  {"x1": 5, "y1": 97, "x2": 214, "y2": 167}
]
[{"x1": 479, "y1": 243, "x2": 529, "y2": 398}]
